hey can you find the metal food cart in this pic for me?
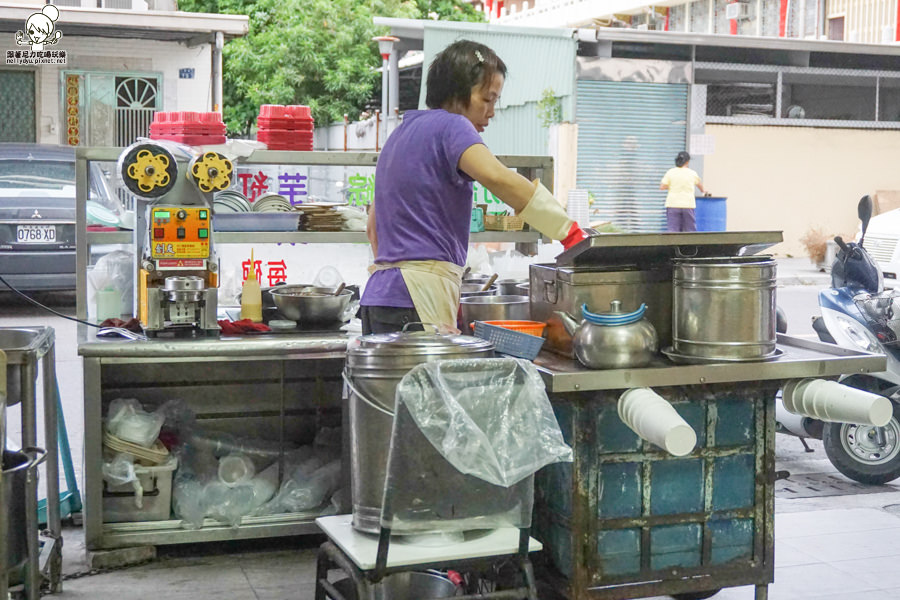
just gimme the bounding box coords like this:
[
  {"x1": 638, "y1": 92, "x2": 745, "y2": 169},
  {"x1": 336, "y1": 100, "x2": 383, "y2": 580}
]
[{"x1": 527, "y1": 233, "x2": 887, "y2": 600}]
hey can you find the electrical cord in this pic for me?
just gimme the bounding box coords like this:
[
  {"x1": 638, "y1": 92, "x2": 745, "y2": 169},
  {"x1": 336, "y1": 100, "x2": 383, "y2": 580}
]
[{"x1": 0, "y1": 274, "x2": 103, "y2": 328}]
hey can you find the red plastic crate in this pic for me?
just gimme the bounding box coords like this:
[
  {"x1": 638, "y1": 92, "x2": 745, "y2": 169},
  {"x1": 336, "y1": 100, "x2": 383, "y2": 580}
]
[
  {"x1": 258, "y1": 104, "x2": 312, "y2": 119},
  {"x1": 257, "y1": 130, "x2": 314, "y2": 144},
  {"x1": 148, "y1": 133, "x2": 227, "y2": 146},
  {"x1": 257, "y1": 117, "x2": 314, "y2": 131}
]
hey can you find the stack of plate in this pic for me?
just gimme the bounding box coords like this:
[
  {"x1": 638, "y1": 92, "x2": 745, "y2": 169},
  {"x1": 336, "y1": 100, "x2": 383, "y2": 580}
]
[
  {"x1": 213, "y1": 190, "x2": 252, "y2": 213},
  {"x1": 252, "y1": 193, "x2": 293, "y2": 213},
  {"x1": 296, "y1": 203, "x2": 345, "y2": 231}
]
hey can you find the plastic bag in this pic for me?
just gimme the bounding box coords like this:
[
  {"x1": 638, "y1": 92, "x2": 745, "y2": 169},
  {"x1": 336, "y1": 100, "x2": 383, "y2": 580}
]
[
  {"x1": 107, "y1": 398, "x2": 164, "y2": 448},
  {"x1": 88, "y1": 250, "x2": 134, "y2": 321},
  {"x1": 395, "y1": 358, "x2": 572, "y2": 488},
  {"x1": 102, "y1": 453, "x2": 145, "y2": 508},
  {"x1": 255, "y1": 459, "x2": 341, "y2": 515}
]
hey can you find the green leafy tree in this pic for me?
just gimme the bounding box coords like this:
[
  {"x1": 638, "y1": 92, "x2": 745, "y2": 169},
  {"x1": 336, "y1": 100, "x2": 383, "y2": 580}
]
[{"x1": 178, "y1": 0, "x2": 484, "y2": 135}]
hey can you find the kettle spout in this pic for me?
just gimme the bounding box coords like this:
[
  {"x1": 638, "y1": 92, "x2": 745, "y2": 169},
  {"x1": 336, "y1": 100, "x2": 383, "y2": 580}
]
[{"x1": 555, "y1": 311, "x2": 581, "y2": 337}]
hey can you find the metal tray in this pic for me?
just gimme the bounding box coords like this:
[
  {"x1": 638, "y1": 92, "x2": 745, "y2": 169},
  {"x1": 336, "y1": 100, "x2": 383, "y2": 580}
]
[
  {"x1": 535, "y1": 334, "x2": 887, "y2": 393},
  {"x1": 554, "y1": 231, "x2": 783, "y2": 267}
]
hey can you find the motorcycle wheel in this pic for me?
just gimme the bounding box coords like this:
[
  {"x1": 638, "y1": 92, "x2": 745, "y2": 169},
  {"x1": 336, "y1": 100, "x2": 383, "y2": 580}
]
[{"x1": 822, "y1": 402, "x2": 900, "y2": 485}]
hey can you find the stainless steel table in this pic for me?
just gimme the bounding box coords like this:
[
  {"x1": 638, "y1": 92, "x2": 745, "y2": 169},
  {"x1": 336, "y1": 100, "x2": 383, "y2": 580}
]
[
  {"x1": 531, "y1": 335, "x2": 887, "y2": 600},
  {"x1": 78, "y1": 326, "x2": 349, "y2": 549},
  {"x1": 0, "y1": 327, "x2": 62, "y2": 599}
]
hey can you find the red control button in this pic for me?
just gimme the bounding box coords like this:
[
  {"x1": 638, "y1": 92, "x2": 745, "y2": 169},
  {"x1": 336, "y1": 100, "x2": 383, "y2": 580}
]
[{"x1": 154, "y1": 228, "x2": 165, "y2": 239}]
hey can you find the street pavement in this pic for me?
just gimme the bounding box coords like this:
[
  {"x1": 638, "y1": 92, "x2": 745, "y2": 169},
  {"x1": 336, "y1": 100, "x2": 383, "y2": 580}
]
[{"x1": 6, "y1": 257, "x2": 900, "y2": 599}]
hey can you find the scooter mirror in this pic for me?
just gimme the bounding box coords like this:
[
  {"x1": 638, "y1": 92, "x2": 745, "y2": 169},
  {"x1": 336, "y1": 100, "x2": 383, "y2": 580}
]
[{"x1": 858, "y1": 195, "x2": 874, "y2": 239}]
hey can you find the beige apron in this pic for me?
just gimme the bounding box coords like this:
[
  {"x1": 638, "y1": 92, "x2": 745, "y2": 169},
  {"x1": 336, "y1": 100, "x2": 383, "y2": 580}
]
[{"x1": 371, "y1": 260, "x2": 463, "y2": 329}]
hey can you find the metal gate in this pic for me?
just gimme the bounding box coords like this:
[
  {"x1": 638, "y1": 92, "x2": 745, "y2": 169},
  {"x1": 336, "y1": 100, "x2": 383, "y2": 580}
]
[
  {"x1": 0, "y1": 70, "x2": 36, "y2": 142},
  {"x1": 575, "y1": 80, "x2": 688, "y2": 233},
  {"x1": 115, "y1": 76, "x2": 158, "y2": 147}
]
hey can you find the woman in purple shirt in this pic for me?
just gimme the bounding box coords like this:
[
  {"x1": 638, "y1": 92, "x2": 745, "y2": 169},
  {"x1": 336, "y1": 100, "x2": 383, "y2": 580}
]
[{"x1": 360, "y1": 40, "x2": 585, "y2": 335}]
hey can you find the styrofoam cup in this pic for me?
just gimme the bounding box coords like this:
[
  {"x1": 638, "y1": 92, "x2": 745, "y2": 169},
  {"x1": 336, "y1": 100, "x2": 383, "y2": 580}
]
[{"x1": 618, "y1": 388, "x2": 697, "y2": 456}]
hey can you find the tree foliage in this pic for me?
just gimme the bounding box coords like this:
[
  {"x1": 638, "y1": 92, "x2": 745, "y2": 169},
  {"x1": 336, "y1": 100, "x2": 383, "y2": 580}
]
[{"x1": 178, "y1": 0, "x2": 484, "y2": 135}]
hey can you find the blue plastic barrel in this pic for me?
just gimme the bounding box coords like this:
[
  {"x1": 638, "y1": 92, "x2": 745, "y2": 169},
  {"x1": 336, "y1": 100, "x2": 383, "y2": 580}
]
[{"x1": 695, "y1": 196, "x2": 727, "y2": 231}]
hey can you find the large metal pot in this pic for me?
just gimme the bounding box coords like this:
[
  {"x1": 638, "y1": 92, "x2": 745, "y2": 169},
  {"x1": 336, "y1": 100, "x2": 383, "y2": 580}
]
[
  {"x1": 3, "y1": 448, "x2": 45, "y2": 571},
  {"x1": 269, "y1": 285, "x2": 353, "y2": 324},
  {"x1": 459, "y1": 295, "x2": 530, "y2": 332},
  {"x1": 460, "y1": 283, "x2": 497, "y2": 298},
  {"x1": 333, "y1": 571, "x2": 459, "y2": 599},
  {"x1": 673, "y1": 255, "x2": 777, "y2": 359},
  {"x1": 345, "y1": 325, "x2": 494, "y2": 532}
]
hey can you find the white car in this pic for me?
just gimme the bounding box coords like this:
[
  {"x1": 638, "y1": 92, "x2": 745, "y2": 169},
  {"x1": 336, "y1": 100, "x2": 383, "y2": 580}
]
[{"x1": 861, "y1": 209, "x2": 900, "y2": 285}]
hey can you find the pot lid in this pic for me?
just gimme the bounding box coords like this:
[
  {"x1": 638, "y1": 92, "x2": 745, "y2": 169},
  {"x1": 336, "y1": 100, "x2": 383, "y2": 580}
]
[
  {"x1": 354, "y1": 323, "x2": 494, "y2": 353},
  {"x1": 555, "y1": 231, "x2": 783, "y2": 268}
]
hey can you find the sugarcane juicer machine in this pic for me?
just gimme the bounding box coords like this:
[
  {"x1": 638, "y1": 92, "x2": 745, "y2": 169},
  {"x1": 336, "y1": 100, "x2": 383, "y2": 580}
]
[{"x1": 118, "y1": 142, "x2": 233, "y2": 337}]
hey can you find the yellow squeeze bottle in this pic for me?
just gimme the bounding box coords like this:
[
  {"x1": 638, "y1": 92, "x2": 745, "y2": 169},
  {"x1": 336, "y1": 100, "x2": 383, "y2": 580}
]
[{"x1": 241, "y1": 249, "x2": 263, "y2": 322}]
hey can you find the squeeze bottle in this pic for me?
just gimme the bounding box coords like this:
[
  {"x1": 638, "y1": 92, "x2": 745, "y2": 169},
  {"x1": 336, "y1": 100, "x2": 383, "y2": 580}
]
[{"x1": 241, "y1": 249, "x2": 263, "y2": 322}]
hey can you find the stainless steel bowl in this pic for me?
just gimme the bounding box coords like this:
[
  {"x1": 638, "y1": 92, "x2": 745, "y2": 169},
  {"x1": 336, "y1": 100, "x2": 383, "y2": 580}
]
[
  {"x1": 460, "y1": 295, "x2": 530, "y2": 332},
  {"x1": 462, "y1": 274, "x2": 492, "y2": 284},
  {"x1": 269, "y1": 285, "x2": 353, "y2": 324},
  {"x1": 497, "y1": 278, "x2": 528, "y2": 295},
  {"x1": 460, "y1": 283, "x2": 498, "y2": 298}
]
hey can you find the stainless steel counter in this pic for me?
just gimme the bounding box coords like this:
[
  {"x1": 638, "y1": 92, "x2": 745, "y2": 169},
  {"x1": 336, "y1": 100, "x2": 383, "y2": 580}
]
[
  {"x1": 77, "y1": 325, "x2": 351, "y2": 360},
  {"x1": 534, "y1": 334, "x2": 887, "y2": 393},
  {"x1": 77, "y1": 324, "x2": 349, "y2": 550}
]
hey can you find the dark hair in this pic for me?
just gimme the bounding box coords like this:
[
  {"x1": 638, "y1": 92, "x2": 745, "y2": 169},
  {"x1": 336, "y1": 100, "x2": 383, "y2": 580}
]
[
  {"x1": 675, "y1": 151, "x2": 691, "y2": 167},
  {"x1": 425, "y1": 40, "x2": 507, "y2": 110}
]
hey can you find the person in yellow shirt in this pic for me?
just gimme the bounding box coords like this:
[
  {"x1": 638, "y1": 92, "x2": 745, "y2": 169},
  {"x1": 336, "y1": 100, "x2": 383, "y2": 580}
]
[{"x1": 659, "y1": 151, "x2": 709, "y2": 232}]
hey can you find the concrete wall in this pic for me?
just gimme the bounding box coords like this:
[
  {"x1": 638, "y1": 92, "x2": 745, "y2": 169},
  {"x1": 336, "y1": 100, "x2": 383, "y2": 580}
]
[
  {"x1": 33, "y1": 36, "x2": 213, "y2": 144},
  {"x1": 703, "y1": 124, "x2": 900, "y2": 257}
]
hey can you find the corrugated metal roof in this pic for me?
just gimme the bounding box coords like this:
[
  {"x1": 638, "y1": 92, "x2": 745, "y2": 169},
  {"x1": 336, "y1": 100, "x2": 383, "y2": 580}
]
[{"x1": 479, "y1": 101, "x2": 551, "y2": 156}]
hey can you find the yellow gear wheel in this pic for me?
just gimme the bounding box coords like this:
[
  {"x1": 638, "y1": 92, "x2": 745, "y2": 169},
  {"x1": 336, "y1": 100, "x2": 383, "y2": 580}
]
[
  {"x1": 120, "y1": 143, "x2": 177, "y2": 198},
  {"x1": 189, "y1": 152, "x2": 233, "y2": 193}
]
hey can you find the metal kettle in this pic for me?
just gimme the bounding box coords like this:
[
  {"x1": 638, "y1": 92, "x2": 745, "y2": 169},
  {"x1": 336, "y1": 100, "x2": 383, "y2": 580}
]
[{"x1": 556, "y1": 301, "x2": 659, "y2": 369}]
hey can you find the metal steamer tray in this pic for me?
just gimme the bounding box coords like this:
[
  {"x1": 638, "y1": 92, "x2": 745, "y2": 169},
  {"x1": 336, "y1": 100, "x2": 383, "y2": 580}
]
[
  {"x1": 534, "y1": 334, "x2": 887, "y2": 392},
  {"x1": 530, "y1": 231, "x2": 784, "y2": 358}
]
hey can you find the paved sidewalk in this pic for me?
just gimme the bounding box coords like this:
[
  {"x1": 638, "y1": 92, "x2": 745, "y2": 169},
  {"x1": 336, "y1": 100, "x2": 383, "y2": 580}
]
[{"x1": 774, "y1": 257, "x2": 831, "y2": 287}]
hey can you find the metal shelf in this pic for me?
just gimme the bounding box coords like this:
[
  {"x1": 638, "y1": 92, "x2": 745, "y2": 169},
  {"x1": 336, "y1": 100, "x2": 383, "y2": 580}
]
[
  {"x1": 87, "y1": 230, "x2": 540, "y2": 245},
  {"x1": 75, "y1": 147, "x2": 552, "y2": 320}
]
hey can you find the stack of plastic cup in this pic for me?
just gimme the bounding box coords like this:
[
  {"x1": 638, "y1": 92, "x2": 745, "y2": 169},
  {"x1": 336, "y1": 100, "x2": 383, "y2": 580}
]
[
  {"x1": 617, "y1": 388, "x2": 697, "y2": 456},
  {"x1": 782, "y1": 378, "x2": 892, "y2": 426},
  {"x1": 566, "y1": 189, "x2": 590, "y2": 229},
  {"x1": 217, "y1": 453, "x2": 256, "y2": 487}
]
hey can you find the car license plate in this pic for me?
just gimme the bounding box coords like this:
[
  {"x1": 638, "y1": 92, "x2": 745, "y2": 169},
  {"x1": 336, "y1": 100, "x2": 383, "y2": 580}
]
[{"x1": 16, "y1": 224, "x2": 56, "y2": 244}]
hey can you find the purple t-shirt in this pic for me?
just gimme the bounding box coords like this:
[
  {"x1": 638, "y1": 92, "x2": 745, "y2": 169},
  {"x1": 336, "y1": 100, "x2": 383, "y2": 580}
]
[{"x1": 361, "y1": 110, "x2": 484, "y2": 308}]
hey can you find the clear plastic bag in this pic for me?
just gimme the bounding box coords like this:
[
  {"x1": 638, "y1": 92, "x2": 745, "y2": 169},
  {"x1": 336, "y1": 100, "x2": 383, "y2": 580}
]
[
  {"x1": 395, "y1": 358, "x2": 572, "y2": 488},
  {"x1": 88, "y1": 250, "x2": 134, "y2": 321},
  {"x1": 107, "y1": 398, "x2": 164, "y2": 448}
]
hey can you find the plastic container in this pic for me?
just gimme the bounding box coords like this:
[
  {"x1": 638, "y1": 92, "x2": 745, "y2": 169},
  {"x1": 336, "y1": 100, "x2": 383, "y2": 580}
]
[
  {"x1": 473, "y1": 321, "x2": 545, "y2": 360},
  {"x1": 213, "y1": 213, "x2": 300, "y2": 232},
  {"x1": 241, "y1": 248, "x2": 263, "y2": 322},
  {"x1": 103, "y1": 457, "x2": 178, "y2": 522},
  {"x1": 477, "y1": 320, "x2": 546, "y2": 336},
  {"x1": 695, "y1": 196, "x2": 727, "y2": 231}
]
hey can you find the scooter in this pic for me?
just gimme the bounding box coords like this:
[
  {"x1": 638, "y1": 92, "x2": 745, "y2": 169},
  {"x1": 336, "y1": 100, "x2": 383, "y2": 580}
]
[{"x1": 776, "y1": 195, "x2": 900, "y2": 485}]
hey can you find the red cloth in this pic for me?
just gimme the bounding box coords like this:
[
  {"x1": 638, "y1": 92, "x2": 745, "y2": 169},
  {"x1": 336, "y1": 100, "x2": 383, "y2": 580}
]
[
  {"x1": 217, "y1": 319, "x2": 271, "y2": 335},
  {"x1": 98, "y1": 317, "x2": 143, "y2": 332},
  {"x1": 561, "y1": 222, "x2": 588, "y2": 250}
]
